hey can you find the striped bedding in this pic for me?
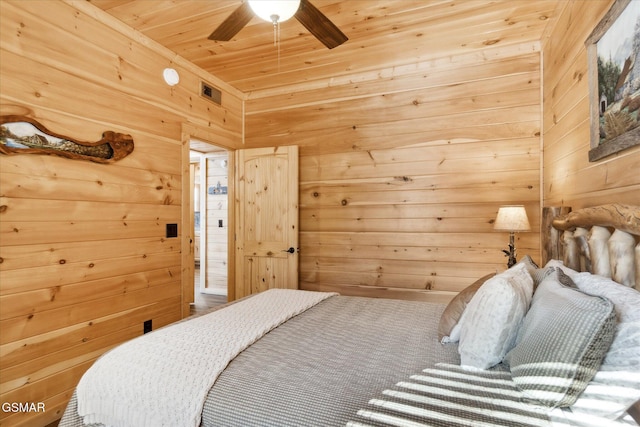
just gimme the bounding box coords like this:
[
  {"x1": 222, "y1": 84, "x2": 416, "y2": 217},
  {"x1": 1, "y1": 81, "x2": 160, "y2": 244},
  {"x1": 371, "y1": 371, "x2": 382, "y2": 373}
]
[
  {"x1": 347, "y1": 364, "x2": 640, "y2": 427},
  {"x1": 348, "y1": 363, "x2": 551, "y2": 427}
]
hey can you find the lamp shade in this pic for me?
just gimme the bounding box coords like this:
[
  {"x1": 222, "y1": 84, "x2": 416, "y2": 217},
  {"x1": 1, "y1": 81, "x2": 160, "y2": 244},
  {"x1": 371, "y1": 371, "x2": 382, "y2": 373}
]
[
  {"x1": 249, "y1": 0, "x2": 300, "y2": 23},
  {"x1": 494, "y1": 206, "x2": 531, "y2": 232}
]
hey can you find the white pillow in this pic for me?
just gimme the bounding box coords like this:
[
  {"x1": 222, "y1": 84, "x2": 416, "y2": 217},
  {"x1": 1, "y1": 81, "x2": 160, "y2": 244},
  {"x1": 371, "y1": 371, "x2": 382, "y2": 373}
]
[
  {"x1": 544, "y1": 259, "x2": 640, "y2": 420},
  {"x1": 456, "y1": 263, "x2": 534, "y2": 370}
]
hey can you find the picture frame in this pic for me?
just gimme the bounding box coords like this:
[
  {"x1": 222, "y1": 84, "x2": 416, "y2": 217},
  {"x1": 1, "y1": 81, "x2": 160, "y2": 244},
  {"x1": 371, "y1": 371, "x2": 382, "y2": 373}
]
[{"x1": 585, "y1": 0, "x2": 640, "y2": 162}]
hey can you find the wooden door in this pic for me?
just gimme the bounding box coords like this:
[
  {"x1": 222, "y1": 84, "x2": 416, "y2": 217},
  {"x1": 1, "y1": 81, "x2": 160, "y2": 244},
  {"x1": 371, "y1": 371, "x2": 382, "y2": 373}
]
[{"x1": 234, "y1": 146, "x2": 299, "y2": 300}]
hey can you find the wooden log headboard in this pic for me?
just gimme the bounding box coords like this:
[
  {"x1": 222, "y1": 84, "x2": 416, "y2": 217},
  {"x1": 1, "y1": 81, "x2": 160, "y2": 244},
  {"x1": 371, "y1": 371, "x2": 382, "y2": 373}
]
[
  {"x1": 542, "y1": 204, "x2": 640, "y2": 291},
  {"x1": 543, "y1": 204, "x2": 640, "y2": 423}
]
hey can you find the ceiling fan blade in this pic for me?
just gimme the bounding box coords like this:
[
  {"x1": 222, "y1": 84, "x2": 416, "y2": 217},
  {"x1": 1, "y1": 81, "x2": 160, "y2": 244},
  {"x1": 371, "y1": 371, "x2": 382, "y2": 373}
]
[
  {"x1": 295, "y1": 0, "x2": 348, "y2": 49},
  {"x1": 208, "y1": 2, "x2": 254, "y2": 41}
]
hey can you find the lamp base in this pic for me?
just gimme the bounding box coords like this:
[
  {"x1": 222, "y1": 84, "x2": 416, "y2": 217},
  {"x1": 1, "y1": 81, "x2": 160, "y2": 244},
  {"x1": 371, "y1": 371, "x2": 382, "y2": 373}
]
[{"x1": 501, "y1": 232, "x2": 517, "y2": 268}]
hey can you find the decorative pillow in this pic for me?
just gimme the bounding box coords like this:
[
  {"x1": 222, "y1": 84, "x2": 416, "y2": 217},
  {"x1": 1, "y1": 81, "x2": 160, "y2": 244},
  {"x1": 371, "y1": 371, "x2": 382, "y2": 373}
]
[
  {"x1": 456, "y1": 263, "x2": 534, "y2": 369},
  {"x1": 506, "y1": 273, "x2": 616, "y2": 408},
  {"x1": 517, "y1": 255, "x2": 556, "y2": 289},
  {"x1": 545, "y1": 260, "x2": 640, "y2": 420},
  {"x1": 438, "y1": 273, "x2": 495, "y2": 342},
  {"x1": 545, "y1": 259, "x2": 638, "y2": 323},
  {"x1": 555, "y1": 268, "x2": 577, "y2": 288}
]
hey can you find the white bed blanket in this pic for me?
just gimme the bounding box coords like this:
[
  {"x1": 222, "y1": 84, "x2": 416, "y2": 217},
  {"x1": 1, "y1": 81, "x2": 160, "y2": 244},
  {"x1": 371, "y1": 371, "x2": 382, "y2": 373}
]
[{"x1": 76, "y1": 289, "x2": 336, "y2": 427}]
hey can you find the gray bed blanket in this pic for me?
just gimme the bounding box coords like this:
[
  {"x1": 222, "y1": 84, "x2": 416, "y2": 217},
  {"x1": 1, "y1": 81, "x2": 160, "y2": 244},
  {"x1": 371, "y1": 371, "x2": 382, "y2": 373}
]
[
  {"x1": 347, "y1": 363, "x2": 551, "y2": 427},
  {"x1": 60, "y1": 295, "x2": 460, "y2": 427}
]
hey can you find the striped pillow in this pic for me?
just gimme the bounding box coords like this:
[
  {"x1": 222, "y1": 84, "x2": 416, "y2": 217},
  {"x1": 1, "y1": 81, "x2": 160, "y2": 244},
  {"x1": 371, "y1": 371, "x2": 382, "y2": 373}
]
[{"x1": 506, "y1": 273, "x2": 616, "y2": 408}]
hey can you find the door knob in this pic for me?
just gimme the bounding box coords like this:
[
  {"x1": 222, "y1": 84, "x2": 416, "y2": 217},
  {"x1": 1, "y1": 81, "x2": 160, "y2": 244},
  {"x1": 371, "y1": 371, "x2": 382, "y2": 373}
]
[{"x1": 284, "y1": 247, "x2": 295, "y2": 254}]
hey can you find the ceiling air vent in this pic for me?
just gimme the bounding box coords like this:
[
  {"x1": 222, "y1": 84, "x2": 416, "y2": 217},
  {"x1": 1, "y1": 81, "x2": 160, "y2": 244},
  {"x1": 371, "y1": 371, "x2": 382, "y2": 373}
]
[{"x1": 201, "y1": 81, "x2": 222, "y2": 105}]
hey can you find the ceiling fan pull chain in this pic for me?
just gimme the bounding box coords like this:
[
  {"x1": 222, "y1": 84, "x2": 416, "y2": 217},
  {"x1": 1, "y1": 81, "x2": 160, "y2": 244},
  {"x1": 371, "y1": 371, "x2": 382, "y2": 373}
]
[
  {"x1": 264, "y1": 12, "x2": 287, "y2": 71},
  {"x1": 277, "y1": 21, "x2": 281, "y2": 71},
  {"x1": 272, "y1": 20, "x2": 277, "y2": 46}
]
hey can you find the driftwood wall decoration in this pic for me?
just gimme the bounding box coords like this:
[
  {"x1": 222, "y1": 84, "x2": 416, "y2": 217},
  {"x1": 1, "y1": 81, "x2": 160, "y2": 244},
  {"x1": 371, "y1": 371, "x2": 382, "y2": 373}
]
[{"x1": 0, "y1": 115, "x2": 134, "y2": 163}]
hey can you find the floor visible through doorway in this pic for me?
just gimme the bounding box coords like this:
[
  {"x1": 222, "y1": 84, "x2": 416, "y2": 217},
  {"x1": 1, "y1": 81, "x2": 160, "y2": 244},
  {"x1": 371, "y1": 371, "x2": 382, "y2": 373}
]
[{"x1": 191, "y1": 267, "x2": 227, "y2": 315}]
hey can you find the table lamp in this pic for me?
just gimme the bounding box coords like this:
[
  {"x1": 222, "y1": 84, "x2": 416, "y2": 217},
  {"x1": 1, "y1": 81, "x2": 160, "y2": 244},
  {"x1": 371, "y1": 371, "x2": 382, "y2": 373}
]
[{"x1": 494, "y1": 205, "x2": 531, "y2": 268}]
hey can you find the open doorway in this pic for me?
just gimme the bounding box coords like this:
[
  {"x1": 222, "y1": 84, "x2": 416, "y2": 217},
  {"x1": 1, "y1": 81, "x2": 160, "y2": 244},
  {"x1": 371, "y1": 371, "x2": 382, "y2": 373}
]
[{"x1": 190, "y1": 138, "x2": 229, "y2": 310}]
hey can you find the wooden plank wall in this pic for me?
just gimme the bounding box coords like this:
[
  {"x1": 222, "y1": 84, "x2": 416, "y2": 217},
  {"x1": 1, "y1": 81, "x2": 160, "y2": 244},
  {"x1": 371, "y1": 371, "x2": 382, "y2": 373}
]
[
  {"x1": 245, "y1": 42, "x2": 543, "y2": 301},
  {"x1": 542, "y1": 0, "x2": 640, "y2": 208},
  {"x1": 0, "y1": 1, "x2": 242, "y2": 426}
]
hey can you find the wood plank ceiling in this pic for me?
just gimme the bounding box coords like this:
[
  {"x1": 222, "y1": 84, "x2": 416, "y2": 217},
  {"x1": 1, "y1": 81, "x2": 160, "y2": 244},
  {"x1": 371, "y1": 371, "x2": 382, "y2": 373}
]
[{"x1": 88, "y1": 0, "x2": 562, "y2": 95}]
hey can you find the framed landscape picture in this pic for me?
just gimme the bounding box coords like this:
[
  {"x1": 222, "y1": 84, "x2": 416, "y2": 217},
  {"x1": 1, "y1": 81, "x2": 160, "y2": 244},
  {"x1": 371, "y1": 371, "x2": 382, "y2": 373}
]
[{"x1": 585, "y1": 0, "x2": 640, "y2": 162}]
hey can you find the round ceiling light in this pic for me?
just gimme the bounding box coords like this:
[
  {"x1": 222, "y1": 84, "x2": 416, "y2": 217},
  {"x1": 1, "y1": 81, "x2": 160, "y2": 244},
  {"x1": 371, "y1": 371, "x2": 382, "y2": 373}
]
[
  {"x1": 163, "y1": 68, "x2": 180, "y2": 86},
  {"x1": 248, "y1": 0, "x2": 300, "y2": 23}
]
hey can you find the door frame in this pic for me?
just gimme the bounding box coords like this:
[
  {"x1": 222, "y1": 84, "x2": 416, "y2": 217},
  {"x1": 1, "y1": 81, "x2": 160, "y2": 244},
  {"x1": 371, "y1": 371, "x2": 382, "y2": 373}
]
[{"x1": 181, "y1": 124, "x2": 236, "y2": 318}]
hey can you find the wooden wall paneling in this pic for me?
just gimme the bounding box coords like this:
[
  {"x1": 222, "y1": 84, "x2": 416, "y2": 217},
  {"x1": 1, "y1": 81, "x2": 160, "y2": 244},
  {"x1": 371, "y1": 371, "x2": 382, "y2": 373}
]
[
  {"x1": 244, "y1": 46, "x2": 542, "y2": 300},
  {"x1": 1, "y1": 280, "x2": 181, "y2": 344},
  {"x1": 245, "y1": 53, "x2": 541, "y2": 126},
  {"x1": 249, "y1": 120, "x2": 541, "y2": 158},
  {"x1": 0, "y1": 235, "x2": 179, "y2": 271},
  {"x1": 247, "y1": 102, "x2": 540, "y2": 147},
  {"x1": 545, "y1": 150, "x2": 640, "y2": 202},
  {"x1": 244, "y1": 52, "x2": 542, "y2": 156},
  {"x1": 542, "y1": 1, "x2": 612, "y2": 93},
  {"x1": 246, "y1": 47, "x2": 541, "y2": 117},
  {"x1": 0, "y1": 297, "x2": 179, "y2": 372},
  {"x1": 540, "y1": 50, "x2": 590, "y2": 133},
  {"x1": 2, "y1": 0, "x2": 243, "y2": 134},
  {"x1": 300, "y1": 230, "x2": 540, "y2": 252},
  {"x1": 0, "y1": 263, "x2": 180, "y2": 320},
  {"x1": 299, "y1": 257, "x2": 506, "y2": 290},
  {"x1": 0, "y1": 2, "x2": 242, "y2": 154},
  {"x1": 0, "y1": 172, "x2": 180, "y2": 208},
  {"x1": 0, "y1": 1, "x2": 242, "y2": 425},
  {"x1": 0, "y1": 196, "x2": 182, "y2": 223},
  {"x1": 543, "y1": 96, "x2": 590, "y2": 163},
  {"x1": 246, "y1": 51, "x2": 541, "y2": 114},
  {"x1": 2, "y1": 302, "x2": 181, "y2": 400},
  {"x1": 300, "y1": 204, "x2": 540, "y2": 233},
  {"x1": 0, "y1": 52, "x2": 185, "y2": 142},
  {"x1": 301, "y1": 233, "x2": 538, "y2": 268}
]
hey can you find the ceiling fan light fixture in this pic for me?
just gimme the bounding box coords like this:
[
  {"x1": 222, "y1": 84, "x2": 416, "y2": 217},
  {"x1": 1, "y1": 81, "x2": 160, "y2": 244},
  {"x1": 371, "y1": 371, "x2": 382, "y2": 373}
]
[{"x1": 248, "y1": 0, "x2": 300, "y2": 23}]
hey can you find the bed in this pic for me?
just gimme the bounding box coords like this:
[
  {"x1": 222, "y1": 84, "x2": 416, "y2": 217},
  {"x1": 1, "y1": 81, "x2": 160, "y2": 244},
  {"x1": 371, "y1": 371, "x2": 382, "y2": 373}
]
[{"x1": 59, "y1": 203, "x2": 640, "y2": 427}]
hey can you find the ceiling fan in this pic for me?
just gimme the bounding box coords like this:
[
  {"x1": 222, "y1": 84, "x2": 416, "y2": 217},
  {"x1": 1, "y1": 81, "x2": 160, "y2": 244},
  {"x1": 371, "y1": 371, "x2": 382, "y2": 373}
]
[{"x1": 208, "y1": 0, "x2": 348, "y2": 49}]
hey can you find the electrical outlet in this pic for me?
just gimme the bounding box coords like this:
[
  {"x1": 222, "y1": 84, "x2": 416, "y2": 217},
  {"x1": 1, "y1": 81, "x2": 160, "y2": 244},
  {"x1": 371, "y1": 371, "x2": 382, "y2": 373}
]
[{"x1": 166, "y1": 223, "x2": 178, "y2": 238}]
